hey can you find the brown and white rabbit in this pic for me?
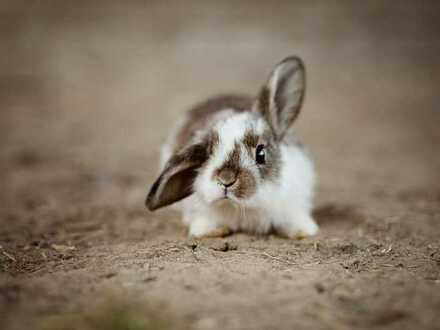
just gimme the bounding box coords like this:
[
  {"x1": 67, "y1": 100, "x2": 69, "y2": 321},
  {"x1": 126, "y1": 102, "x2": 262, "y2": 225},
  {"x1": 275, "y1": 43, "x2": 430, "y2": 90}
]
[{"x1": 146, "y1": 56, "x2": 318, "y2": 238}]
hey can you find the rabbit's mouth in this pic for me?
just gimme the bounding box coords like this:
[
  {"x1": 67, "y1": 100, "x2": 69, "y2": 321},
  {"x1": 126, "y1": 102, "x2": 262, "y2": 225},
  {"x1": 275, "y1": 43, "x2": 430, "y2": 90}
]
[
  {"x1": 211, "y1": 189, "x2": 233, "y2": 201},
  {"x1": 217, "y1": 188, "x2": 243, "y2": 204},
  {"x1": 220, "y1": 185, "x2": 235, "y2": 200},
  {"x1": 212, "y1": 196, "x2": 239, "y2": 209},
  {"x1": 218, "y1": 180, "x2": 256, "y2": 203},
  {"x1": 223, "y1": 187, "x2": 231, "y2": 198},
  {"x1": 213, "y1": 191, "x2": 232, "y2": 202}
]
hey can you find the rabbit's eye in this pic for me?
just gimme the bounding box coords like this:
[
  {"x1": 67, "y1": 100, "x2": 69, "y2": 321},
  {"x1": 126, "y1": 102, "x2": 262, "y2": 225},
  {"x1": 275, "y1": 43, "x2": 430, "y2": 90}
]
[{"x1": 255, "y1": 144, "x2": 265, "y2": 164}]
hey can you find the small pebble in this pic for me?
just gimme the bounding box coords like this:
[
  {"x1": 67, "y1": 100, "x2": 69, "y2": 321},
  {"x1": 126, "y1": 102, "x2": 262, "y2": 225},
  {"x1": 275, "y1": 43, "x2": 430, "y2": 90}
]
[
  {"x1": 210, "y1": 241, "x2": 237, "y2": 252},
  {"x1": 314, "y1": 283, "x2": 325, "y2": 293},
  {"x1": 143, "y1": 276, "x2": 157, "y2": 282}
]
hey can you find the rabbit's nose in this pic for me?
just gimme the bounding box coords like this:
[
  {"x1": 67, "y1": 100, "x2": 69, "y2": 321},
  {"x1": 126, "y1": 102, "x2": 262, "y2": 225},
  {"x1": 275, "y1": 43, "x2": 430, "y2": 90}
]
[{"x1": 217, "y1": 168, "x2": 237, "y2": 187}]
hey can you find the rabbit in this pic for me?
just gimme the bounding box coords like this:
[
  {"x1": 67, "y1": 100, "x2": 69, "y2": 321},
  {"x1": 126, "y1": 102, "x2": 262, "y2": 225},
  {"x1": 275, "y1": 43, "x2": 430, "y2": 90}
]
[{"x1": 146, "y1": 56, "x2": 318, "y2": 238}]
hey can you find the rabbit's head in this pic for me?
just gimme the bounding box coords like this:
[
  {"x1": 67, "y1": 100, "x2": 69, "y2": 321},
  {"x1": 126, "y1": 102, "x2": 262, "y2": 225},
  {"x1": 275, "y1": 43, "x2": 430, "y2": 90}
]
[{"x1": 146, "y1": 56, "x2": 306, "y2": 210}]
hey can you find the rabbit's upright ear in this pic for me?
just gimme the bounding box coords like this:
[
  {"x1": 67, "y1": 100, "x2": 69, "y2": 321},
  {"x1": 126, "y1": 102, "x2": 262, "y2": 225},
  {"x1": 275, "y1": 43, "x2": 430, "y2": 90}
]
[
  {"x1": 254, "y1": 56, "x2": 306, "y2": 141},
  {"x1": 146, "y1": 143, "x2": 208, "y2": 211}
]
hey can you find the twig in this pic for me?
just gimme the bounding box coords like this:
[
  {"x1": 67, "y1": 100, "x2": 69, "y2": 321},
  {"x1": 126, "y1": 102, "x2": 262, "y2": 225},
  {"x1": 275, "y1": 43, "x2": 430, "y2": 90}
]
[{"x1": 2, "y1": 251, "x2": 16, "y2": 262}]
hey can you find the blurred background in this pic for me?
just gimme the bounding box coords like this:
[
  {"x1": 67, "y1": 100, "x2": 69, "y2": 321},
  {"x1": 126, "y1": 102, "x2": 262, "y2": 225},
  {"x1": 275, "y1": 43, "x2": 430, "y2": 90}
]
[
  {"x1": 2, "y1": 0, "x2": 439, "y2": 201},
  {"x1": 1, "y1": 1, "x2": 440, "y2": 329}
]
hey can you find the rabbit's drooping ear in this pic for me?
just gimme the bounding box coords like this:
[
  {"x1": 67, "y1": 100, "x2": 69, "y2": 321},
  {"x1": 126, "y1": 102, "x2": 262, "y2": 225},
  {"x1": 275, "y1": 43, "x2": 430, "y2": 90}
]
[
  {"x1": 254, "y1": 56, "x2": 306, "y2": 141},
  {"x1": 146, "y1": 143, "x2": 208, "y2": 211}
]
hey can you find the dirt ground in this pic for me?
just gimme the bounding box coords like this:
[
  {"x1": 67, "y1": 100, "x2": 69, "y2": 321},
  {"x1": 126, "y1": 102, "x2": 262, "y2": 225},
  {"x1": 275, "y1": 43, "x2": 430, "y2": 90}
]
[{"x1": 1, "y1": 1, "x2": 440, "y2": 329}]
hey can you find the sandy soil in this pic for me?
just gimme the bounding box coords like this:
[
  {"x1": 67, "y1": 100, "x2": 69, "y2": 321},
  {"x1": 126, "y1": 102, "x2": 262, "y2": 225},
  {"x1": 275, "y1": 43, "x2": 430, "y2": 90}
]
[{"x1": 1, "y1": 1, "x2": 439, "y2": 329}]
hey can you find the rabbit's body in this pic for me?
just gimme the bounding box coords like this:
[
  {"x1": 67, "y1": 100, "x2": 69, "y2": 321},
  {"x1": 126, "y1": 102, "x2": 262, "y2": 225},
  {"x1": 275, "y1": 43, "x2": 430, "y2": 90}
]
[{"x1": 147, "y1": 56, "x2": 319, "y2": 238}]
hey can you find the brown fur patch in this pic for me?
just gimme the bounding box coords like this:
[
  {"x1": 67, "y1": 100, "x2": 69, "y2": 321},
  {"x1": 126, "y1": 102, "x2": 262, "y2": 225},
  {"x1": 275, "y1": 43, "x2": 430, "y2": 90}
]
[
  {"x1": 257, "y1": 86, "x2": 271, "y2": 124},
  {"x1": 221, "y1": 142, "x2": 241, "y2": 171},
  {"x1": 208, "y1": 131, "x2": 220, "y2": 155},
  {"x1": 242, "y1": 130, "x2": 259, "y2": 149},
  {"x1": 173, "y1": 94, "x2": 252, "y2": 153},
  {"x1": 258, "y1": 142, "x2": 281, "y2": 181},
  {"x1": 190, "y1": 94, "x2": 252, "y2": 117},
  {"x1": 234, "y1": 168, "x2": 257, "y2": 198}
]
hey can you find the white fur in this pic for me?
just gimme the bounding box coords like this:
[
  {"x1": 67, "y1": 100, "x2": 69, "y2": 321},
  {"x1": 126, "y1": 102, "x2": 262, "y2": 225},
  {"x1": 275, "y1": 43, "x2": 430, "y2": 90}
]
[{"x1": 160, "y1": 110, "x2": 318, "y2": 238}]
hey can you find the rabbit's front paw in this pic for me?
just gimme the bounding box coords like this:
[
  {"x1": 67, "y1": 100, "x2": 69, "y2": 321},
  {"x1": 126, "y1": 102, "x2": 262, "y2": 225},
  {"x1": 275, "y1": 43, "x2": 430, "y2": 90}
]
[
  {"x1": 189, "y1": 216, "x2": 231, "y2": 238},
  {"x1": 191, "y1": 226, "x2": 231, "y2": 238},
  {"x1": 279, "y1": 214, "x2": 319, "y2": 239}
]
